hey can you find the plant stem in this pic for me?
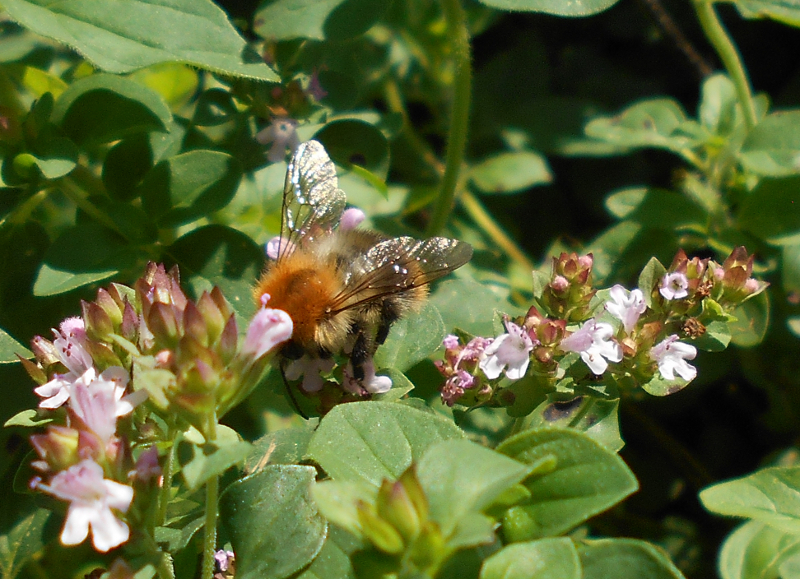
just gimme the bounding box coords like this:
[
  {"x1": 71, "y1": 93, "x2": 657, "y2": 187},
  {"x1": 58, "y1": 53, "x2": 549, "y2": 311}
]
[
  {"x1": 461, "y1": 190, "x2": 536, "y2": 273},
  {"x1": 693, "y1": 0, "x2": 757, "y2": 131},
  {"x1": 202, "y1": 418, "x2": 219, "y2": 579},
  {"x1": 426, "y1": 0, "x2": 472, "y2": 237},
  {"x1": 157, "y1": 425, "x2": 177, "y2": 526}
]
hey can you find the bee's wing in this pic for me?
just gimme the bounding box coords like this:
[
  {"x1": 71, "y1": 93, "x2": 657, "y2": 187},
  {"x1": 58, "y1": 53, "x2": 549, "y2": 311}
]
[
  {"x1": 280, "y1": 140, "x2": 346, "y2": 259},
  {"x1": 330, "y1": 237, "x2": 473, "y2": 311}
]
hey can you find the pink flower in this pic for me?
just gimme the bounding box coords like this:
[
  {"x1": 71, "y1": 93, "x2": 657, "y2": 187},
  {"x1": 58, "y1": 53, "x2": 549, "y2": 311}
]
[
  {"x1": 561, "y1": 319, "x2": 622, "y2": 375},
  {"x1": 243, "y1": 305, "x2": 293, "y2": 359},
  {"x1": 306, "y1": 69, "x2": 327, "y2": 101},
  {"x1": 479, "y1": 321, "x2": 535, "y2": 381},
  {"x1": 285, "y1": 356, "x2": 336, "y2": 392},
  {"x1": 37, "y1": 459, "x2": 133, "y2": 552},
  {"x1": 34, "y1": 317, "x2": 95, "y2": 409},
  {"x1": 256, "y1": 117, "x2": 300, "y2": 163},
  {"x1": 660, "y1": 272, "x2": 689, "y2": 300},
  {"x1": 606, "y1": 285, "x2": 646, "y2": 333},
  {"x1": 67, "y1": 368, "x2": 136, "y2": 444},
  {"x1": 340, "y1": 208, "x2": 365, "y2": 231},
  {"x1": 650, "y1": 335, "x2": 697, "y2": 381}
]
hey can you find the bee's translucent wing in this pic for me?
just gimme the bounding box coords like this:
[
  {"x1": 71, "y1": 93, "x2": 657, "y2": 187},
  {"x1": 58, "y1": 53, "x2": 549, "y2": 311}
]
[
  {"x1": 279, "y1": 140, "x2": 346, "y2": 259},
  {"x1": 330, "y1": 237, "x2": 473, "y2": 311}
]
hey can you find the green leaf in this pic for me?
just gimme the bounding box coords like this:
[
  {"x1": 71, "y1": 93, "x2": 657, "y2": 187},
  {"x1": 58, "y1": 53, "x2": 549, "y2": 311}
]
[
  {"x1": 418, "y1": 439, "x2": 533, "y2": 541},
  {"x1": 168, "y1": 224, "x2": 264, "y2": 322},
  {"x1": 578, "y1": 538, "x2": 686, "y2": 579},
  {"x1": 154, "y1": 516, "x2": 204, "y2": 553},
  {"x1": 783, "y1": 243, "x2": 800, "y2": 294},
  {"x1": 307, "y1": 401, "x2": 464, "y2": 487},
  {"x1": 178, "y1": 425, "x2": 252, "y2": 492},
  {"x1": 740, "y1": 111, "x2": 800, "y2": 176},
  {"x1": 474, "y1": 0, "x2": 621, "y2": 16},
  {"x1": 699, "y1": 74, "x2": 740, "y2": 136},
  {"x1": 700, "y1": 466, "x2": 800, "y2": 535},
  {"x1": 637, "y1": 257, "x2": 667, "y2": 308},
  {"x1": 738, "y1": 176, "x2": 800, "y2": 245},
  {"x1": 254, "y1": 0, "x2": 390, "y2": 41},
  {"x1": 605, "y1": 187, "x2": 707, "y2": 230},
  {"x1": 733, "y1": 0, "x2": 800, "y2": 29},
  {"x1": 469, "y1": 150, "x2": 552, "y2": 194},
  {"x1": 52, "y1": 74, "x2": 171, "y2": 145},
  {"x1": 496, "y1": 428, "x2": 638, "y2": 541},
  {"x1": 640, "y1": 372, "x2": 694, "y2": 397},
  {"x1": 728, "y1": 290, "x2": 769, "y2": 347},
  {"x1": 297, "y1": 526, "x2": 359, "y2": 579},
  {"x1": 312, "y1": 479, "x2": 376, "y2": 539},
  {"x1": 4, "y1": 410, "x2": 52, "y2": 428},
  {"x1": 140, "y1": 150, "x2": 243, "y2": 227},
  {"x1": 33, "y1": 223, "x2": 139, "y2": 296},
  {"x1": 245, "y1": 426, "x2": 315, "y2": 472},
  {"x1": 220, "y1": 465, "x2": 327, "y2": 579},
  {"x1": 0, "y1": 509, "x2": 50, "y2": 579},
  {"x1": 2, "y1": 0, "x2": 278, "y2": 80},
  {"x1": 480, "y1": 538, "x2": 581, "y2": 579},
  {"x1": 29, "y1": 136, "x2": 77, "y2": 179},
  {"x1": 192, "y1": 88, "x2": 238, "y2": 127},
  {"x1": 315, "y1": 119, "x2": 390, "y2": 180},
  {"x1": 373, "y1": 301, "x2": 445, "y2": 372},
  {"x1": 584, "y1": 99, "x2": 692, "y2": 154},
  {"x1": 718, "y1": 521, "x2": 800, "y2": 579},
  {"x1": 525, "y1": 396, "x2": 624, "y2": 453},
  {"x1": 430, "y1": 278, "x2": 514, "y2": 338},
  {"x1": 0, "y1": 327, "x2": 32, "y2": 362}
]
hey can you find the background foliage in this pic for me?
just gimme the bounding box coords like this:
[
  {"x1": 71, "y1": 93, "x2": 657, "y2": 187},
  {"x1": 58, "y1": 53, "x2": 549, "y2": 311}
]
[{"x1": 2, "y1": 0, "x2": 800, "y2": 577}]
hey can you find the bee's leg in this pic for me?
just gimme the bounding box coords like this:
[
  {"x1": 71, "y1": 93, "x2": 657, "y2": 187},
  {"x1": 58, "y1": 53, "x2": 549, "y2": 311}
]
[
  {"x1": 375, "y1": 301, "x2": 402, "y2": 345},
  {"x1": 280, "y1": 362, "x2": 309, "y2": 420},
  {"x1": 349, "y1": 322, "x2": 371, "y2": 381}
]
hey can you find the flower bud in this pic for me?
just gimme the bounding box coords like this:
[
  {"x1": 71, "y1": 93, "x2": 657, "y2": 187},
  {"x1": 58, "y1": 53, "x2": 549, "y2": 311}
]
[
  {"x1": 376, "y1": 479, "x2": 421, "y2": 543},
  {"x1": 30, "y1": 426, "x2": 81, "y2": 472},
  {"x1": 408, "y1": 521, "x2": 445, "y2": 571},
  {"x1": 356, "y1": 501, "x2": 405, "y2": 555},
  {"x1": 82, "y1": 300, "x2": 115, "y2": 341},
  {"x1": 95, "y1": 288, "x2": 124, "y2": 327}
]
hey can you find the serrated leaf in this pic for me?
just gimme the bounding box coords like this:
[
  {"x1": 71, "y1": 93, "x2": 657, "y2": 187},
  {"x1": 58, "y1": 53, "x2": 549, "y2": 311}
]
[
  {"x1": 307, "y1": 401, "x2": 464, "y2": 487},
  {"x1": 700, "y1": 466, "x2": 800, "y2": 535},
  {"x1": 496, "y1": 428, "x2": 638, "y2": 541},
  {"x1": 220, "y1": 465, "x2": 327, "y2": 579},
  {"x1": 578, "y1": 538, "x2": 686, "y2": 579},
  {"x1": 3, "y1": 0, "x2": 278, "y2": 80},
  {"x1": 469, "y1": 150, "x2": 552, "y2": 194},
  {"x1": 480, "y1": 538, "x2": 581, "y2": 579}
]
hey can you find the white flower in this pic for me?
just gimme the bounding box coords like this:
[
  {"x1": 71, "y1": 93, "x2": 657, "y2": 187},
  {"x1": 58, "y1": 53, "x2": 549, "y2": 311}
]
[
  {"x1": 343, "y1": 359, "x2": 392, "y2": 394},
  {"x1": 660, "y1": 272, "x2": 689, "y2": 300},
  {"x1": 243, "y1": 305, "x2": 293, "y2": 359},
  {"x1": 256, "y1": 117, "x2": 300, "y2": 163},
  {"x1": 285, "y1": 356, "x2": 336, "y2": 393},
  {"x1": 479, "y1": 321, "x2": 535, "y2": 381},
  {"x1": 606, "y1": 284, "x2": 646, "y2": 333},
  {"x1": 37, "y1": 459, "x2": 133, "y2": 552},
  {"x1": 561, "y1": 319, "x2": 622, "y2": 375},
  {"x1": 650, "y1": 335, "x2": 697, "y2": 381}
]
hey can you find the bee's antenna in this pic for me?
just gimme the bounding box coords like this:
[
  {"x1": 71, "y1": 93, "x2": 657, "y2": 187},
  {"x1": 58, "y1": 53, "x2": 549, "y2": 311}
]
[{"x1": 280, "y1": 363, "x2": 309, "y2": 420}]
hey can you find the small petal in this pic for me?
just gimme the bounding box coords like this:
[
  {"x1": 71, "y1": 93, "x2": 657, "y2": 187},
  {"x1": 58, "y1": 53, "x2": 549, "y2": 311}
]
[
  {"x1": 340, "y1": 208, "x2": 366, "y2": 231},
  {"x1": 651, "y1": 335, "x2": 697, "y2": 381},
  {"x1": 606, "y1": 285, "x2": 646, "y2": 333},
  {"x1": 243, "y1": 307, "x2": 293, "y2": 359},
  {"x1": 660, "y1": 272, "x2": 689, "y2": 300},
  {"x1": 562, "y1": 320, "x2": 622, "y2": 376},
  {"x1": 479, "y1": 322, "x2": 533, "y2": 382}
]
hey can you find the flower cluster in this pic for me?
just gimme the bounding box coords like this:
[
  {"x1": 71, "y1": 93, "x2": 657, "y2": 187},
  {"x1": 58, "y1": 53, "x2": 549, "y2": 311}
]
[
  {"x1": 439, "y1": 248, "x2": 765, "y2": 407},
  {"x1": 18, "y1": 263, "x2": 292, "y2": 554}
]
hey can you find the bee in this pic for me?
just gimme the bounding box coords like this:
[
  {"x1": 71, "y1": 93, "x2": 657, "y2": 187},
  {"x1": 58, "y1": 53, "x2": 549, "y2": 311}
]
[{"x1": 254, "y1": 140, "x2": 473, "y2": 393}]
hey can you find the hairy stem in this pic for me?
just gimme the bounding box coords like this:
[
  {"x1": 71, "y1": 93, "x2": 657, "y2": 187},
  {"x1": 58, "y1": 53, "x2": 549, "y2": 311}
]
[
  {"x1": 202, "y1": 418, "x2": 219, "y2": 579},
  {"x1": 693, "y1": 0, "x2": 757, "y2": 130},
  {"x1": 426, "y1": 0, "x2": 472, "y2": 236}
]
